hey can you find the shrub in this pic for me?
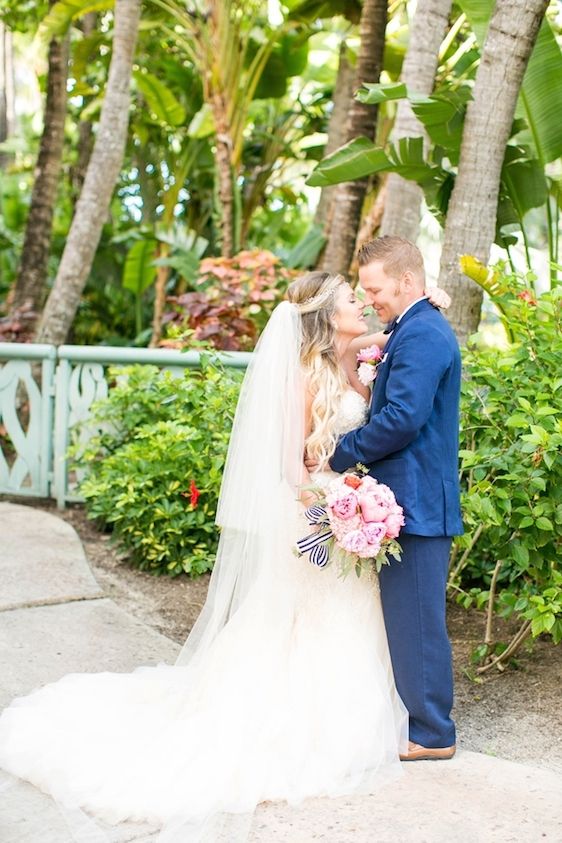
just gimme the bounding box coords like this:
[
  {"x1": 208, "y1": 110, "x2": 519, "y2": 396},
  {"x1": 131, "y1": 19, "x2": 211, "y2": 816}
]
[
  {"x1": 451, "y1": 263, "x2": 562, "y2": 671},
  {"x1": 74, "y1": 357, "x2": 243, "y2": 576},
  {"x1": 160, "y1": 248, "x2": 295, "y2": 351}
]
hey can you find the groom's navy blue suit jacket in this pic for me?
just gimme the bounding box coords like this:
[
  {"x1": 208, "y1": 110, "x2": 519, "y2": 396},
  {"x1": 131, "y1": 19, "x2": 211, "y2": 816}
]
[{"x1": 330, "y1": 298, "x2": 463, "y2": 537}]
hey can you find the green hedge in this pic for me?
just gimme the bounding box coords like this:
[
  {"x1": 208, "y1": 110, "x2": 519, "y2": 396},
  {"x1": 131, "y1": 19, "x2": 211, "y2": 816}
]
[
  {"x1": 453, "y1": 272, "x2": 561, "y2": 660},
  {"x1": 75, "y1": 357, "x2": 242, "y2": 576}
]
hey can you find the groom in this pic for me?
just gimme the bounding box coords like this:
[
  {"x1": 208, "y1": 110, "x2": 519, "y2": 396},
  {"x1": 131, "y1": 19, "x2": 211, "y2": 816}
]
[{"x1": 330, "y1": 236, "x2": 463, "y2": 760}]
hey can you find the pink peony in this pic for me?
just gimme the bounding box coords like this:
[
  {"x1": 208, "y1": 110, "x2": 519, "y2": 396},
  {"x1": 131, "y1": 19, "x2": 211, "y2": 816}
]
[
  {"x1": 363, "y1": 522, "x2": 386, "y2": 545},
  {"x1": 341, "y1": 529, "x2": 369, "y2": 555},
  {"x1": 385, "y1": 512, "x2": 405, "y2": 539},
  {"x1": 357, "y1": 344, "x2": 383, "y2": 363},
  {"x1": 328, "y1": 491, "x2": 358, "y2": 520},
  {"x1": 331, "y1": 512, "x2": 362, "y2": 538},
  {"x1": 358, "y1": 494, "x2": 390, "y2": 523},
  {"x1": 357, "y1": 475, "x2": 379, "y2": 492},
  {"x1": 373, "y1": 485, "x2": 397, "y2": 507}
]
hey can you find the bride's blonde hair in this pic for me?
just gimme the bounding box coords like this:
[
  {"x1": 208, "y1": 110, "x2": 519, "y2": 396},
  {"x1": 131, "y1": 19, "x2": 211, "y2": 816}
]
[{"x1": 287, "y1": 271, "x2": 348, "y2": 469}]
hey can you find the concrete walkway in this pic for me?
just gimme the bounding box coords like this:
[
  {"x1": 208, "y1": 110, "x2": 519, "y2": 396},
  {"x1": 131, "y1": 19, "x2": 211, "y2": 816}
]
[{"x1": 0, "y1": 502, "x2": 560, "y2": 843}]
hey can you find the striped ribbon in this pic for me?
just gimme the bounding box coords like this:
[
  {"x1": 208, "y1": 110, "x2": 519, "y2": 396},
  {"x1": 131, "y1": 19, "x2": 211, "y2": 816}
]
[{"x1": 296, "y1": 504, "x2": 333, "y2": 568}]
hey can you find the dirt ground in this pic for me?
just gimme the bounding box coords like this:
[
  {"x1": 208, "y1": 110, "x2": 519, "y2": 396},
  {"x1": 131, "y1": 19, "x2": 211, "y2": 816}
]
[{"x1": 52, "y1": 503, "x2": 562, "y2": 776}]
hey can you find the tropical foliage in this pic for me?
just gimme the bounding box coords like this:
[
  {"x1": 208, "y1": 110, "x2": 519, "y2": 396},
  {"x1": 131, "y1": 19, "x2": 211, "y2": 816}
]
[
  {"x1": 74, "y1": 358, "x2": 243, "y2": 575},
  {"x1": 451, "y1": 261, "x2": 562, "y2": 670},
  {"x1": 307, "y1": 3, "x2": 562, "y2": 277},
  {"x1": 160, "y1": 249, "x2": 295, "y2": 351}
]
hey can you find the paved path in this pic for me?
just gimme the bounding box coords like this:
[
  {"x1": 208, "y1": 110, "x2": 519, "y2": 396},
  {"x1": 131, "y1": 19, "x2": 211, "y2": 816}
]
[{"x1": 0, "y1": 502, "x2": 560, "y2": 843}]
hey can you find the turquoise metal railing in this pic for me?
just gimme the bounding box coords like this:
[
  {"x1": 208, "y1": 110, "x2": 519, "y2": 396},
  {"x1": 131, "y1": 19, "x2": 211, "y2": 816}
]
[{"x1": 0, "y1": 343, "x2": 250, "y2": 507}]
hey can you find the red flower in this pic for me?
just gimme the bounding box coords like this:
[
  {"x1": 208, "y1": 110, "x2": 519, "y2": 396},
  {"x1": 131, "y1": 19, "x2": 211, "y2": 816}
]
[
  {"x1": 517, "y1": 290, "x2": 537, "y2": 306},
  {"x1": 189, "y1": 480, "x2": 200, "y2": 509},
  {"x1": 344, "y1": 474, "x2": 362, "y2": 490}
]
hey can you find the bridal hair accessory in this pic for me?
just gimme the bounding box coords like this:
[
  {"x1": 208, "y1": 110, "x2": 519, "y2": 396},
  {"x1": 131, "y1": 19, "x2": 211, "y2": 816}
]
[
  {"x1": 296, "y1": 466, "x2": 404, "y2": 577},
  {"x1": 298, "y1": 275, "x2": 345, "y2": 310}
]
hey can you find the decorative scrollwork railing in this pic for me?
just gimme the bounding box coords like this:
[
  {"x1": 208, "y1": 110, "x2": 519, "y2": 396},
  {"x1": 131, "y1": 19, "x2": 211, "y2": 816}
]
[{"x1": 0, "y1": 344, "x2": 250, "y2": 507}]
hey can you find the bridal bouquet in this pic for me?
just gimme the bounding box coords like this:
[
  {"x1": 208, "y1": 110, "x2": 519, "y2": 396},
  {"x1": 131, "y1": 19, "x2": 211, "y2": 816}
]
[{"x1": 296, "y1": 469, "x2": 404, "y2": 577}]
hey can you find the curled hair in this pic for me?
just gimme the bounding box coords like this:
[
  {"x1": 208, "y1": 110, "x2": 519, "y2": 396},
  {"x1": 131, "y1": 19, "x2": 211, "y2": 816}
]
[{"x1": 287, "y1": 272, "x2": 348, "y2": 469}]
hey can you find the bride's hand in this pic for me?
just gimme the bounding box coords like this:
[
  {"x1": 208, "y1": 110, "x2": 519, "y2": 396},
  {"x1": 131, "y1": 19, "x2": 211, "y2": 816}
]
[
  {"x1": 304, "y1": 453, "x2": 320, "y2": 473},
  {"x1": 426, "y1": 286, "x2": 451, "y2": 309}
]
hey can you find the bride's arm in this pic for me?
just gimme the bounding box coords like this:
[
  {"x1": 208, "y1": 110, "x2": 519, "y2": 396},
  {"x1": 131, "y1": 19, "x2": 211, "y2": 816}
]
[{"x1": 348, "y1": 286, "x2": 452, "y2": 357}]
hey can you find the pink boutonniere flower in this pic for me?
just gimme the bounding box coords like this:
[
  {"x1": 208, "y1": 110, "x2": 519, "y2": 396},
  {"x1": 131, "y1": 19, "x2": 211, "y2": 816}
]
[{"x1": 356, "y1": 343, "x2": 383, "y2": 386}]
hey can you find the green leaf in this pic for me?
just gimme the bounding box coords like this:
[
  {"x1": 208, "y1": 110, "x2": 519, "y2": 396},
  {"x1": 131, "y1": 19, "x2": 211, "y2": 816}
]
[
  {"x1": 37, "y1": 0, "x2": 113, "y2": 42},
  {"x1": 519, "y1": 20, "x2": 562, "y2": 165},
  {"x1": 284, "y1": 224, "x2": 326, "y2": 269},
  {"x1": 511, "y1": 543, "x2": 529, "y2": 567},
  {"x1": 122, "y1": 240, "x2": 157, "y2": 296},
  {"x1": 154, "y1": 252, "x2": 200, "y2": 285},
  {"x1": 356, "y1": 82, "x2": 408, "y2": 105},
  {"x1": 306, "y1": 137, "x2": 391, "y2": 188},
  {"x1": 457, "y1": 0, "x2": 493, "y2": 46},
  {"x1": 134, "y1": 71, "x2": 186, "y2": 127},
  {"x1": 187, "y1": 103, "x2": 215, "y2": 139},
  {"x1": 501, "y1": 145, "x2": 548, "y2": 218},
  {"x1": 535, "y1": 517, "x2": 553, "y2": 532}
]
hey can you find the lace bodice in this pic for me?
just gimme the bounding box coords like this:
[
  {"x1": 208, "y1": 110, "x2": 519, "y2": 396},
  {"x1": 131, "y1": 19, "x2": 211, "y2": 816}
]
[{"x1": 335, "y1": 389, "x2": 370, "y2": 435}]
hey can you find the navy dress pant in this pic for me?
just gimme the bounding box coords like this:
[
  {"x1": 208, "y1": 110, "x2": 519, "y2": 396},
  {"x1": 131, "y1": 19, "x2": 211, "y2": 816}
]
[{"x1": 379, "y1": 533, "x2": 455, "y2": 748}]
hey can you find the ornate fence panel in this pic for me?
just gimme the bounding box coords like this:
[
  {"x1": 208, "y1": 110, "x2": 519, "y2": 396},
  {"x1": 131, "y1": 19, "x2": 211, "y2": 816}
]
[
  {"x1": 0, "y1": 343, "x2": 250, "y2": 507},
  {"x1": 0, "y1": 344, "x2": 56, "y2": 497}
]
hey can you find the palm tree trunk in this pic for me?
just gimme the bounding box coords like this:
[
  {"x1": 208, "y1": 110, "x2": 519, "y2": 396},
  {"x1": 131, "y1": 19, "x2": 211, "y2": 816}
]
[
  {"x1": 380, "y1": 0, "x2": 452, "y2": 241},
  {"x1": 319, "y1": 0, "x2": 387, "y2": 275},
  {"x1": 0, "y1": 23, "x2": 10, "y2": 167},
  {"x1": 70, "y1": 13, "x2": 96, "y2": 203},
  {"x1": 314, "y1": 41, "x2": 355, "y2": 237},
  {"x1": 212, "y1": 92, "x2": 235, "y2": 258},
  {"x1": 438, "y1": 0, "x2": 549, "y2": 343},
  {"x1": 149, "y1": 243, "x2": 169, "y2": 348},
  {"x1": 36, "y1": 0, "x2": 141, "y2": 345},
  {"x1": 0, "y1": 21, "x2": 15, "y2": 161},
  {"x1": 9, "y1": 20, "x2": 69, "y2": 316}
]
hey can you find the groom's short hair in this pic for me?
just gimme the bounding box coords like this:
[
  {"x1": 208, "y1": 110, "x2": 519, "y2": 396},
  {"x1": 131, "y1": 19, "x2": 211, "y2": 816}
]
[{"x1": 357, "y1": 236, "x2": 425, "y2": 285}]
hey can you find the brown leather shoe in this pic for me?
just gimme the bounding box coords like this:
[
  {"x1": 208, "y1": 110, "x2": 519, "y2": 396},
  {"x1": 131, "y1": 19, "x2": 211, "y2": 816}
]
[{"x1": 400, "y1": 741, "x2": 456, "y2": 762}]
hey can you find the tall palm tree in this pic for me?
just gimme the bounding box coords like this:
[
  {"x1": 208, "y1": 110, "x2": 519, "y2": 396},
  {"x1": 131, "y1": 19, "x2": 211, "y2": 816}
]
[
  {"x1": 319, "y1": 0, "x2": 387, "y2": 275},
  {"x1": 380, "y1": 0, "x2": 452, "y2": 242},
  {"x1": 36, "y1": 0, "x2": 141, "y2": 345},
  {"x1": 9, "y1": 4, "x2": 69, "y2": 318},
  {"x1": 439, "y1": 0, "x2": 550, "y2": 342},
  {"x1": 314, "y1": 41, "x2": 355, "y2": 238}
]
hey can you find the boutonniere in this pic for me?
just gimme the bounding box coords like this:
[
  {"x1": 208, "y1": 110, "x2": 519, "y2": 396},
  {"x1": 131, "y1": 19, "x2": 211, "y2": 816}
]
[{"x1": 356, "y1": 344, "x2": 384, "y2": 387}]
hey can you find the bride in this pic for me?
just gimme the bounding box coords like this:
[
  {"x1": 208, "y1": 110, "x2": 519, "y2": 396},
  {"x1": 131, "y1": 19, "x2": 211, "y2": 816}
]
[{"x1": 0, "y1": 271, "x2": 448, "y2": 842}]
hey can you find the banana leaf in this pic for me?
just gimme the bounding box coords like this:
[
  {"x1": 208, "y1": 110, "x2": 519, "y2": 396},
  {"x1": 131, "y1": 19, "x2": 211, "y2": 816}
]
[{"x1": 134, "y1": 71, "x2": 186, "y2": 128}]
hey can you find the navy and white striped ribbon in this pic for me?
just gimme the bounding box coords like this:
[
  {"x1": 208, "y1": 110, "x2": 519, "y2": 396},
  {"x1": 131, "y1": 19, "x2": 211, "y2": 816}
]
[
  {"x1": 296, "y1": 503, "x2": 333, "y2": 568},
  {"x1": 304, "y1": 504, "x2": 328, "y2": 525}
]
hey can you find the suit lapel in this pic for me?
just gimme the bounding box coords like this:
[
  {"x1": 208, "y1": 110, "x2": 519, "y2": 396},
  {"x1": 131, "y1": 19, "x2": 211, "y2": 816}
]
[{"x1": 370, "y1": 299, "x2": 435, "y2": 415}]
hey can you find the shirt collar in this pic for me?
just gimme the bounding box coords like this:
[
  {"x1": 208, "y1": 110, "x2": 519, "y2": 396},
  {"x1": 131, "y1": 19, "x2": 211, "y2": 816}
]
[{"x1": 396, "y1": 295, "x2": 428, "y2": 324}]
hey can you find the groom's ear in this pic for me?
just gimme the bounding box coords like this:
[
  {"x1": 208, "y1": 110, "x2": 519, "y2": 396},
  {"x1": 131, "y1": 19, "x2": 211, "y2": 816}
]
[{"x1": 402, "y1": 270, "x2": 422, "y2": 293}]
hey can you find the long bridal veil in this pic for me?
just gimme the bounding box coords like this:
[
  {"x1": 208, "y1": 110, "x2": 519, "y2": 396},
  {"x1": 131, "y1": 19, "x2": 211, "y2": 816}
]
[
  {"x1": 0, "y1": 301, "x2": 306, "y2": 843},
  {"x1": 175, "y1": 300, "x2": 305, "y2": 669}
]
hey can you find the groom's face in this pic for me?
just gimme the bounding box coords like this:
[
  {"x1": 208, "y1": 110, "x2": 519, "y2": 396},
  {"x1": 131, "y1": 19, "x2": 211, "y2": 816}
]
[{"x1": 358, "y1": 260, "x2": 404, "y2": 324}]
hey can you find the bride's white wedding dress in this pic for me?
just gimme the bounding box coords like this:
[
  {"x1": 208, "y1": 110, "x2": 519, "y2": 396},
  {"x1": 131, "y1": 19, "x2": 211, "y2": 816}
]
[{"x1": 0, "y1": 317, "x2": 407, "y2": 842}]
